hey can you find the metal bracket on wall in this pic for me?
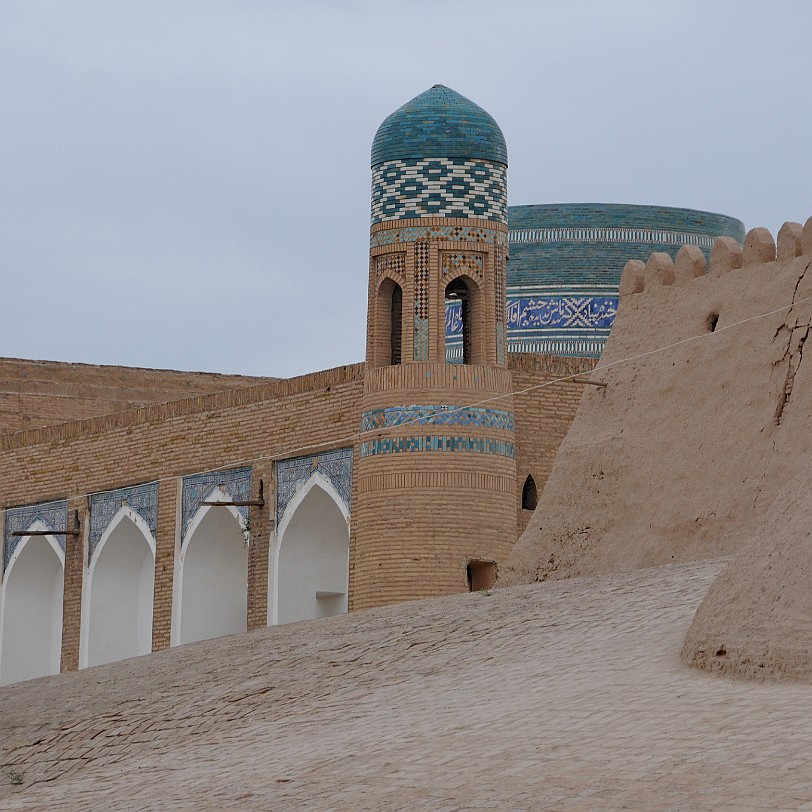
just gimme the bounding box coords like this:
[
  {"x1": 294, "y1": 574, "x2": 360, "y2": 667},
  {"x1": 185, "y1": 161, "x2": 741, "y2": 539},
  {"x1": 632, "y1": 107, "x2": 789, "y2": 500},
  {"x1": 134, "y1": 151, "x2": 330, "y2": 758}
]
[
  {"x1": 201, "y1": 479, "x2": 265, "y2": 508},
  {"x1": 11, "y1": 509, "x2": 82, "y2": 536}
]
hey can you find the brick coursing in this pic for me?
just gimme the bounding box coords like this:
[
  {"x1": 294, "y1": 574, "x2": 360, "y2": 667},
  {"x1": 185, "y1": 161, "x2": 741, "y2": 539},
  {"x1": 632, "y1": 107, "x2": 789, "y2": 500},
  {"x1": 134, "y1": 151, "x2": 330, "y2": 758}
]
[
  {"x1": 0, "y1": 354, "x2": 587, "y2": 672},
  {"x1": 0, "y1": 357, "x2": 271, "y2": 434}
]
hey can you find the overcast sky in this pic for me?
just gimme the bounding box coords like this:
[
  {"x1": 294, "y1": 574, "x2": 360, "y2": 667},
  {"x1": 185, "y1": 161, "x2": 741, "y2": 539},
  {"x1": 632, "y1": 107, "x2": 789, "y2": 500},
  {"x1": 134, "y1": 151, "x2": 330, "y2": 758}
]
[{"x1": 2, "y1": 0, "x2": 810, "y2": 377}]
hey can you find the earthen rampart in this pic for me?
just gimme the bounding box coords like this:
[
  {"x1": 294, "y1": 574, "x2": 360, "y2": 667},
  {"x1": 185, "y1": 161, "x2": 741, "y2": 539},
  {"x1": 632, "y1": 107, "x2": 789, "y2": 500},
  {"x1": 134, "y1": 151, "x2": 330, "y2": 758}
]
[{"x1": 503, "y1": 218, "x2": 812, "y2": 594}]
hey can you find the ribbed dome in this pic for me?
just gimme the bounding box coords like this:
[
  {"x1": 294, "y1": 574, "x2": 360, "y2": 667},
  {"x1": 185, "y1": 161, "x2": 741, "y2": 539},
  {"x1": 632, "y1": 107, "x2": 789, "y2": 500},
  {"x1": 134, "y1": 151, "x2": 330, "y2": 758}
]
[{"x1": 371, "y1": 85, "x2": 507, "y2": 168}]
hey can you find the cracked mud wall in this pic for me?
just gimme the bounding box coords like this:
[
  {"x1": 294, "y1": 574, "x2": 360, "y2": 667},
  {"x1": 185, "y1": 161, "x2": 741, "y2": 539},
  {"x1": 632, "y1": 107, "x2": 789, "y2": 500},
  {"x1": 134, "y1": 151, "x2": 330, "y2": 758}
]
[{"x1": 501, "y1": 224, "x2": 812, "y2": 590}]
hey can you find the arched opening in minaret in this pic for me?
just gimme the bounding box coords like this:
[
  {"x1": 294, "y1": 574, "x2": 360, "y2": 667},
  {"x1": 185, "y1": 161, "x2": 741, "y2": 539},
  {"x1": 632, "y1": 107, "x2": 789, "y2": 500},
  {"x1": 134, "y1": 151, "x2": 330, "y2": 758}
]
[
  {"x1": 375, "y1": 278, "x2": 403, "y2": 366},
  {"x1": 390, "y1": 283, "x2": 402, "y2": 365},
  {"x1": 522, "y1": 475, "x2": 538, "y2": 511},
  {"x1": 445, "y1": 277, "x2": 476, "y2": 364}
]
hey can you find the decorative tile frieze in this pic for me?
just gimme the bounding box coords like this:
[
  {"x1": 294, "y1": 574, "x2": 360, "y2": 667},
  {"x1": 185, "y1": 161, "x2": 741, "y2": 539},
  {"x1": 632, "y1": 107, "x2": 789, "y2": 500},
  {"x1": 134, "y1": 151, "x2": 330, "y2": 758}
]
[
  {"x1": 445, "y1": 293, "x2": 617, "y2": 335},
  {"x1": 181, "y1": 467, "x2": 252, "y2": 542},
  {"x1": 507, "y1": 337, "x2": 608, "y2": 357},
  {"x1": 445, "y1": 286, "x2": 618, "y2": 360},
  {"x1": 276, "y1": 448, "x2": 353, "y2": 526},
  {"x1": 3, "y1": 500, "x2": 67, "y2": 571},
  {"x1": 361, "y1": 405, "x2": 514, "y2": 433},
  {"x1": 375, "y1": 252, "x2": 406, "y2": 283},
  {"x1": 371, "y1": 224, "x2": 508, "y2": 249},
  {"x1": 88, "y1": 482, "x2": 159, "y2": 561},
  {"x1": 371, "y1": 159, "x2": 507, "y2": 225},
  {"x1": 359, "y1": 435, "x2": 515, "y2": 459},
  {"x1": 441, "y1": 252, "x2": 483, "y2": 281},
  {"x1": 506, "y1": 295, "x2": 618, "y2": 331},
  {"x1": 414, "y1": 241, "x2": 430, "y2": 361}
]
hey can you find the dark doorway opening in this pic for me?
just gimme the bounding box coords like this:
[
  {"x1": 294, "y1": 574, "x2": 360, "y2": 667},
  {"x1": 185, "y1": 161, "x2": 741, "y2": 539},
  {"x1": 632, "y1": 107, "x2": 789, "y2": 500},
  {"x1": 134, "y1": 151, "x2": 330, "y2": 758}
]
[
  {"x1": 522, "y1": 475, "x2": 538, "y2": 511},
  {"x1": 467, "y1": 560, "x2": 497, "y2": 592}
]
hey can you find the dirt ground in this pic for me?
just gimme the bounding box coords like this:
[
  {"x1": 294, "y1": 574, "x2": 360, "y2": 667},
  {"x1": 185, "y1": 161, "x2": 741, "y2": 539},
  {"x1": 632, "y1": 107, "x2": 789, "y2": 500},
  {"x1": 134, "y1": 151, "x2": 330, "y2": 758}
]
[{"x1": 2, "y1": 560, "x2": 812, "y2": 811}]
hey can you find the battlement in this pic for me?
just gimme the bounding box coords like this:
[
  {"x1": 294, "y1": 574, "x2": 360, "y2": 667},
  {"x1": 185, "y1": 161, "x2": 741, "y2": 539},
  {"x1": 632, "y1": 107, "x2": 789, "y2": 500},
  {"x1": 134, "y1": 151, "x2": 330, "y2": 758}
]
[
  {"x1": 619, "y1": 217, "x2": 812, "y2": 297},
  {"x1": 502, "y1": 211, "x2": 812, "y2": 597}
]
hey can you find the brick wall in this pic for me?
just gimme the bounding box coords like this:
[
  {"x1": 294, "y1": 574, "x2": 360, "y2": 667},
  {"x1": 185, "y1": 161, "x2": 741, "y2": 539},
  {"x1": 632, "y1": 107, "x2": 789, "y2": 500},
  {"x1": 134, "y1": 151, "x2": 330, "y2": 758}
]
[
  {"x1": 0, "y1": 351, "x2": 590, "y2": 670},
  {"x1": 509, "y1": 354, "x2": 597, "y2": 536},
  {"x1": 0, "y1": 357, "x2": 272, "y2": 434},
  {"x1": 0, "y1": 365, "x2": 364, "y2": 669}
]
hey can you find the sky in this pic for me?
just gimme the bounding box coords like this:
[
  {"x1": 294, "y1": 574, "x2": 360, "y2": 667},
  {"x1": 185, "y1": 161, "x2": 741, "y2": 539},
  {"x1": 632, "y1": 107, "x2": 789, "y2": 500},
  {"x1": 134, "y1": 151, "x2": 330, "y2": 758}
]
[{"x1": 1, "y1": 0, "x2": 810, "y2": 378}]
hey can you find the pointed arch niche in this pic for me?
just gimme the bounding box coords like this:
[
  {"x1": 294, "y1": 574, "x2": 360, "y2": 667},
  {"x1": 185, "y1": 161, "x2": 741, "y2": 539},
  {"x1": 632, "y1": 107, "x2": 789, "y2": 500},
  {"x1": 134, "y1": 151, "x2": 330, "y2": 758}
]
[
  {"x1": 522, "y1": 475, "x2": 538, "y2": 511},
  {"x1": 173, "y1": 479, "x2": 249, "y2": 647},
  {"x1": 270, "y1": 450, "x2": 352, "y2": 626},
  {"x1": 374, "y1": 275, "x2": 404, "y2": 367},
  {"x1": 81, "y1": 502, "x2": 156, "y2": 669},
  {"x1": 370, "y1": 253, "x2": 406, "y2": 368},
  {"x1": 1, "y1": 506, "x2": 66, "y2": 685}
]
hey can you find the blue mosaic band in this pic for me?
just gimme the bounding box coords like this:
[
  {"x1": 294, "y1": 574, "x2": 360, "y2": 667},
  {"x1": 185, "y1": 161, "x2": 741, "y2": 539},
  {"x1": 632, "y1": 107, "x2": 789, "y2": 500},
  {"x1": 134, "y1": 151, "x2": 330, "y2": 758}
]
[
  {"x1": 505, "y1": 285, "x2": 619, "y2": 358},
  {"x1": 371, "y1": 224, "x2": 508, "y2": 249},
  {"x1": 371, "y1": 159, "x2": 506, "y2": 225},
  {"x1": 361, "y1": 405, "x2": 515, "y2": 433},
  {"x1": 181, "y1": 467, "x2": 252, "y2": 542},
  {"x1": 88, "y1": 482, "x2": 159, "y2": 561},
  {"x1": 3, "y1": 500, "x2": 67, "y2": 571},
  {"x1": 276, "y1": 448, "x2": 353, "y2": 526},
  {"x1": 360, "y1": 435, "x2": 515, "y2": 459}
]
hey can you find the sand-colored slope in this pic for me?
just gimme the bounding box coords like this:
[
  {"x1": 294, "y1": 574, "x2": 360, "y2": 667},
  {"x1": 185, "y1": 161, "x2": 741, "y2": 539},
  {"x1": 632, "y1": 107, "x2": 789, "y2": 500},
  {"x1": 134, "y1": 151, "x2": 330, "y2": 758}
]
[
  {"x1": 502, "y1": 221, "x2": 812, "y2": 586},
  {"x1": 4, "y1": 560, "x2": 812, "y2": 809}
]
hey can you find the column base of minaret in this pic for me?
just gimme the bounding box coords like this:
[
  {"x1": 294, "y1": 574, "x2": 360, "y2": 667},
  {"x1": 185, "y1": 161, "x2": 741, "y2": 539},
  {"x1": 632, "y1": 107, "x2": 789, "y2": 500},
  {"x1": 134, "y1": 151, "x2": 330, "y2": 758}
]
[{"x1": 351, "y1": 363, "x2": 516, "y2": 610}]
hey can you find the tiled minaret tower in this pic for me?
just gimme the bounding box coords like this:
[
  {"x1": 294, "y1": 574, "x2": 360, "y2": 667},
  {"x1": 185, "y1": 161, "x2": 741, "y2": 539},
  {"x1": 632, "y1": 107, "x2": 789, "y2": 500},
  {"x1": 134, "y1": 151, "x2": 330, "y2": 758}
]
[{"x1": 352, "y1": 85, "x2": 516, "y2": 609}]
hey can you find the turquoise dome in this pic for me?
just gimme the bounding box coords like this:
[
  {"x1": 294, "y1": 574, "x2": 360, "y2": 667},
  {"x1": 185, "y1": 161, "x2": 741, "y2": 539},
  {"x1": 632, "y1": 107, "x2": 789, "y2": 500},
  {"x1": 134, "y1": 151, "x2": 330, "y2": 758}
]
[{"x1": 371, "y1": 85, "x2": 507, "y2": 168}]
